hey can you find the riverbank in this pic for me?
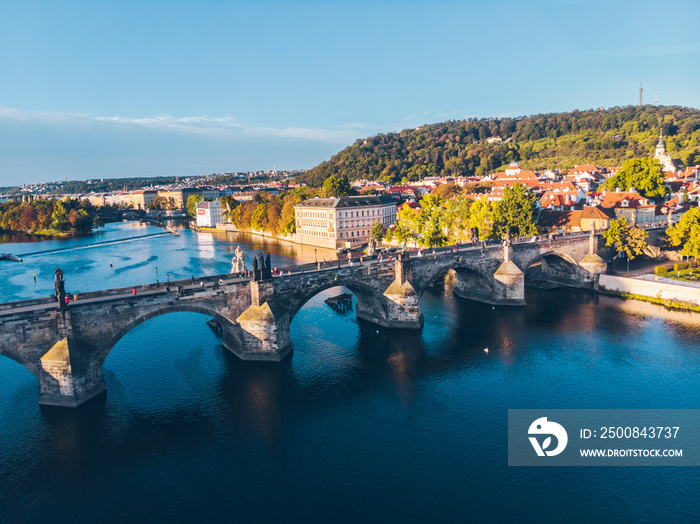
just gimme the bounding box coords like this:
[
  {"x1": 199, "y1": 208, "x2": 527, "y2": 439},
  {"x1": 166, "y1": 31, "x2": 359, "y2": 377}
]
[
  {"x1": 201, "y1": 224, "x2": 308, "y2": 248},
  {"x1": 598, "y1": 273, "x2": 700, "y2": 311},
  {"x1": 599, "y1": 289, "x2": 700, "y2": 312},
  {"x1": 0, "y1": 228, "x2": 88, "y2": 239}
]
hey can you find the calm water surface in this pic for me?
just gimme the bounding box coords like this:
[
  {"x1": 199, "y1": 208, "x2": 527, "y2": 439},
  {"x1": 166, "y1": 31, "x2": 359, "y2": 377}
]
[{"x1": 1, "y1": 223, "x2": 699, "y2": 522}]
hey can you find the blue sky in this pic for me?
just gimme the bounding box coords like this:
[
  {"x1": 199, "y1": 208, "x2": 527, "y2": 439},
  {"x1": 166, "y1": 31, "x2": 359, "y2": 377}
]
[{"x1": 2, "y1": 0, "x2": 699, "y2": 186}]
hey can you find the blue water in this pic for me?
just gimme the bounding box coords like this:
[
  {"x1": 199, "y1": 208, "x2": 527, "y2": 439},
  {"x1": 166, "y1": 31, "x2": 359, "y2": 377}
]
[{"x1": 1, "y1": 223, "x2": 699, "y2": 522}]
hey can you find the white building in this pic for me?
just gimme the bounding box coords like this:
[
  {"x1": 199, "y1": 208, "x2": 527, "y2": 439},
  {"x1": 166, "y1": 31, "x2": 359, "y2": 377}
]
[
  {"x1": 655, "y1": 131, "x2": 682, "y2": 173},
  {"x1": 196, "y1": 199, "x2": 224, "y2": 228},
  {"x1": 294, "y1": 195, "x2": 396, "y2": 249}
]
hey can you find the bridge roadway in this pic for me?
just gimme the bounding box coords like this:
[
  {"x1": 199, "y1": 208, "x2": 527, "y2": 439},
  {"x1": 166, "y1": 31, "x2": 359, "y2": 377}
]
[{"x1": 0, "y1": 232, "x2": 610, "y2": 407}]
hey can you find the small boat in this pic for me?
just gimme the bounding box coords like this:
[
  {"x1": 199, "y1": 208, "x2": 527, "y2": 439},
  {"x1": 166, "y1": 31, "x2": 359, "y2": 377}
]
[
  {"x1": 484, "y1": 348, "x2": 489, "y2": 353},
  {"x1": 0, "y1": 253, "x2": 22, "y2": 262}
]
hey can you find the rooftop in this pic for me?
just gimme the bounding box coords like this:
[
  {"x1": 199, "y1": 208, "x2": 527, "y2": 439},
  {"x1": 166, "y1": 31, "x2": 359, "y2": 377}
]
[{"x1": 295, "y1": 195, "x2": 395, "y2": 208}]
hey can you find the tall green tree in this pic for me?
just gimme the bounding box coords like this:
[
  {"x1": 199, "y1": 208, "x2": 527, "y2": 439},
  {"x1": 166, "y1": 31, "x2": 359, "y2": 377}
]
[
  {"x1": 604, "y1": 157, "x2": 667, "y2": 198},
  {"x1": 443, "y1": 195, "x2": 472, "y2": 243},
  {"x1": 51, "y1": 200, "x2": 70, "y2": 231},
  {"x1": 667, "y1": 207, "x2": 700, "y2": 259},
  {"x1": 602, "y1": 217, "x2": 648, "y2": 271},
  {"x1": 250, "y1": 202, "x2": 270, "y2": 231},
  {"x1": 493, "y1": 183, "x2": 538, "y2": 239},
  {"x1": 186, "y1": 194, "x2": 204, "y2": 216},
  {"x1": 468, "y1": 196, "x2": 496, "y2": 241},
  {"x1": 416, "y1": 194, "x2": 447, "y2": 248},
  {"x1": 393, "y1": 205, "x2": 418, "y2": 245},
  {"x1": 370, "y1": 221, "x2": 385, "y2": 243},
  {"x1": 321, "y1": 174, "x2": 352, "y2": 197}
]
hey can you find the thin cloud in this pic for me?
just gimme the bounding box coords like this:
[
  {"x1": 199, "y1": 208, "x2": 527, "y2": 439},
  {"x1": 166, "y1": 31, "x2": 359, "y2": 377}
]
[{"x1": 0, "y1": 107, "x2": 369, "y2": 145}]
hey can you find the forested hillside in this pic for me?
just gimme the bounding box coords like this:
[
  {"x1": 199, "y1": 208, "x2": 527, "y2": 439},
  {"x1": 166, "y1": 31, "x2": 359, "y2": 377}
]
[{"x1": 298, "y1": 106, "x2": 700, "y2": 187}]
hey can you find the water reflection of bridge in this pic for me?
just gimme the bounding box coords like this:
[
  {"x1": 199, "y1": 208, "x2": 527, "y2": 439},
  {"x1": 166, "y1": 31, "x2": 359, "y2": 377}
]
[{"x1": 0, "y1": 232, "x2": 610, "y2": 407}]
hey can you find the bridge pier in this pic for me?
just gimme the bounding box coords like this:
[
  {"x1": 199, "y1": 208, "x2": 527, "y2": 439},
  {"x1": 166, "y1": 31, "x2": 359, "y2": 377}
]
[
  {"x1": 492, "y1": 246, "x2": 525, "y2": 306},
  {"x1": 234, "y1": 280, "x2": 292, "y2": 361},
  {"x1": 38, "y1": 335, "x2": 106, "y2": 407},
  {"x1": 578, "y1": 229, "x2": 607, "y2": 288},
  {"x1": 375, "y1": 253, "x2": 423, "y2": 329}
]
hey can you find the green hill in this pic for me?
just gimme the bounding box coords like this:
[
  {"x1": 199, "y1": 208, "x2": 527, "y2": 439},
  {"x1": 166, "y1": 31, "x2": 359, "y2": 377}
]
[{"x1": 298, "y1": 105, "x2": 700, "y2": 187}]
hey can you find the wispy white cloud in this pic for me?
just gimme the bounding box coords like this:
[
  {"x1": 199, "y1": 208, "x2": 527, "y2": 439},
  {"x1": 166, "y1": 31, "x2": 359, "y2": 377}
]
[{"x1": 0, "y1": 107, "x2": 370, "y2": 145}]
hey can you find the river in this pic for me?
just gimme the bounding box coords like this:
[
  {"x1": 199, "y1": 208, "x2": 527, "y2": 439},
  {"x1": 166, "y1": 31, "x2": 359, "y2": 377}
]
[{"x1": 1, "y1": 222, "x2": 699, "y2": 522}]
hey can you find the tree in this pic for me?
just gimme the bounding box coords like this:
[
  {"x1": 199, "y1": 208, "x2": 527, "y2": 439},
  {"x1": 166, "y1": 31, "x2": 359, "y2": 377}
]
[
  {"x1": 468, "y1": 196, "x2": 496, "y2": 241},
  {"x1": 186, "y1": 194, "x2": 204, "y2": 217},
  {"x1": 149, "y1": 196, "x2": 170, "y2": 210},
  {"x1": 385, "y1": 227, "x2": 394, "y2": 242},
  {"x1": 667, "y1": 207, "x2": 700, "y2": 259},
  {"x1": 443, "y1": 195, "x2": 471, "y2": 243},
  {"x1": 250, "y1": 202, "x2": 270, "y2": 231},
  {"x1": 433, "y1": 182, "x2": 462, "y2": 200},
  {"x1": 604, "y1": 157, "x2": 667, "y2": 198},
  {"x1": 370, "y1": 221, "x2": 385, "y2": 243},
  {"x1": 20, "y1": 205, "x2": 38, "y2": 231},
  {"x1": 682, "y1": 148, "x2": 700, "y2": 168},
  {"x1": 70, "y1": 209, "x2": 93, "y2": 232},
  {"x1": 219, "y1": 195, "x2": 239, "y2": 223},
  {"x1": 493, "y1": 183, "x2": 538, "y2": 239},
  {"x1": 321, "y1": 174, "x2": 352, "y2": 197},
  {"x1": 51, "y1": 200, "x2": 70, "y2": 231},
  {"x1": 393, "y1": 205, "x2": 418, "y2": 245},
  {"x1": 416, "y1": 194, "x2": 447, "y2": 248},
  {"x1": 602, "y1": 217, "x2": 648, "y2": 272},
  {"x1": 443, "y1": 157, "x2": 465, "y2": 177}
]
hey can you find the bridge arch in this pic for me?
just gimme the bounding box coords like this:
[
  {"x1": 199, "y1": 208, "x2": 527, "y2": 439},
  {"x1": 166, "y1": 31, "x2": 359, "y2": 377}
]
[
  {"x1": 281, "y1": 277, "x2": 389, "y2": 323},
  {"x1": 523, "y1": 250, "x2": 580, "y2": 272},
  {"x1": 415, "y1": 260, "x2": 496, "y2": 299},
  {"x1": 100, "y1": 304, "x2": 240, "y2": 365},
  {"x1": 523, "y1": 250, "x2": 593, "y2": 288}
]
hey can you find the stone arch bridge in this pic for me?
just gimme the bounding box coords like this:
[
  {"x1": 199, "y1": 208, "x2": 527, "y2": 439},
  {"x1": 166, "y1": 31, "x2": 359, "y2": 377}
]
[{"x1": 0, "y1": 232, "x2": 609, "y2": 407}]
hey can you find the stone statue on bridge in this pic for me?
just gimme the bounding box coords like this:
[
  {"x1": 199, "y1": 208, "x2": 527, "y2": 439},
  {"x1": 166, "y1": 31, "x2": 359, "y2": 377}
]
[
  {"x1": 264, "y1": 254, "x2": 271, "y2": 279},
  {"x1": 252, "y1": 252, "x2": 272, "y2": 281},
  {"x1": 54, "y1": 267, "x2": 66, "y2": 306},
  {"x1": 231, "y1": 246, "x2": 246, "y2": 274}
]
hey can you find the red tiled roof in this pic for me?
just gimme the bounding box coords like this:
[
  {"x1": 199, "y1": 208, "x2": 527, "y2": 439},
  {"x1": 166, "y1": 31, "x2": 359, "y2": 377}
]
[
  {"x1": 599, "y1": 192, "x2": 650, "y2": 208},
  {"x1": 581, "y1": 206, "x2": 613, "y2": 220}
]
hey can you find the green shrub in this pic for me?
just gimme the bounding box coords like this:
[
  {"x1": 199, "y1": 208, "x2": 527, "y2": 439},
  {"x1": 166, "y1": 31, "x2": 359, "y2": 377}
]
[{"x1": 654, "y1": 265, "x2": 667, "y2": 275}]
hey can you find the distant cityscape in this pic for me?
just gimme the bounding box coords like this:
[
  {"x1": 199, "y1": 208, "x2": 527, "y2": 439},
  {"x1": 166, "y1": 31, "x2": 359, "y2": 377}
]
[{"x1": 2, "y1": 132, "x2": 699, "y2": 253}]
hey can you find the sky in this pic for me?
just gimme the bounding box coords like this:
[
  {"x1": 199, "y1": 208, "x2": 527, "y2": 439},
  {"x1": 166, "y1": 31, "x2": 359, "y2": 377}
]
[{"x1": 1, "y1": 0, "x2": 700, "y2": 186}]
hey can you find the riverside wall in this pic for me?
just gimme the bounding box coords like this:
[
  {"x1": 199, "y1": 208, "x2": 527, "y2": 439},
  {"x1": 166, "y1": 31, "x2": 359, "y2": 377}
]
[{"x1": 598, "y1": 274, "x2": 700, "y2": 306}]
